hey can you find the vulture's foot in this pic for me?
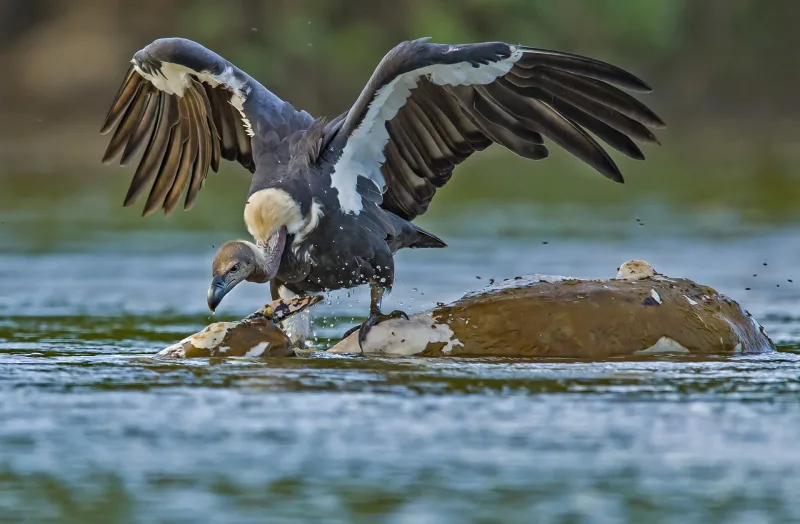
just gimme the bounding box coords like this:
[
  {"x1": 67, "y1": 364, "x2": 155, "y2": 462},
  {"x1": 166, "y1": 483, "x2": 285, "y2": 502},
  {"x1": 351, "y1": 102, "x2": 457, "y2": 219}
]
[{"x1": 343, "y1": 310, "x2": 409, "y2": 350}]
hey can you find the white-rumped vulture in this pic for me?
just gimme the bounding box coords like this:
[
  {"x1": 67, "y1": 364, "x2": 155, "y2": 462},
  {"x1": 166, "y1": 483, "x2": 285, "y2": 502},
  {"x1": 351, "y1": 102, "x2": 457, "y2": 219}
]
[{"x1": 101, "y1": 37, "x2": 664, "y2": 346}]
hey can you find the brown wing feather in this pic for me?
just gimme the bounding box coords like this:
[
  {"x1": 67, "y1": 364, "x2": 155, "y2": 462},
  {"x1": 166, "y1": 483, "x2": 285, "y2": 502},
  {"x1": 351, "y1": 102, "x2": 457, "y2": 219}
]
[
  {"x1": 120, "y1": 88, "x2": 159, "y2": 166},
  {"x1": 100, "y1": 66, "x2": 141, "y2": 134},
  {"x1": 101, "y1": 38, "x2": 315, "y2": 216},
  {"x1": 185, "y1": 90, "x2": 213, "y2": 209},
  {"x1": 104, "y1": 72, "x2": 248, "y2": 215},
  {"x1": 163, "y1": 96, "x2": 200, "y2": 214},
  {"x1": 142, "y1": 100, "x2": 185, "y2": 216},
  {"x1": 123, "y1": 93, "x2": 175, "y2": 207},
  {"x1": 101, "y1": 82, "x2": 151, "y2": 164}
]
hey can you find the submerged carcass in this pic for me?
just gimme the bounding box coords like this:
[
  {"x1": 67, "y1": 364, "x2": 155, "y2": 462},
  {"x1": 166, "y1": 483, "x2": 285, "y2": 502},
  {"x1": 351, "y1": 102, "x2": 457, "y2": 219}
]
[
  {"x1": 158, "y1": 261, "x2": 774, "y2": 359},
  {"x1": 157, "y1": 295, "x2": 322, "y2": 358},
  {"x1": 329, "y1": 260, "x2": 775, "y2": 358}
]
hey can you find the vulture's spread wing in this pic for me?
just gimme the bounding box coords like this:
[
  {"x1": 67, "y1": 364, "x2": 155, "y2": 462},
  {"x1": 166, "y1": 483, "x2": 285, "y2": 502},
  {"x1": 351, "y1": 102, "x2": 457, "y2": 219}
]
[
  {"x1": 101, "y1": 38, "x2": 313, "y2": 216},
  {"x1": 329, "y1": 38, "x2": 664, "y2": 219}
]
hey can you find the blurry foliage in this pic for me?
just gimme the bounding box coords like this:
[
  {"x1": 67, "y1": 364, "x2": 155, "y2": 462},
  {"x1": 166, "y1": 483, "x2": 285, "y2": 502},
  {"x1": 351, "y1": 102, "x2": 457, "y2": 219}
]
[
  {"x1": 2, "y1": 0, "x2": 799, "y2": 124},
  {"x1": 0, "y1": 0, "x2": 799, "y2": 223}
]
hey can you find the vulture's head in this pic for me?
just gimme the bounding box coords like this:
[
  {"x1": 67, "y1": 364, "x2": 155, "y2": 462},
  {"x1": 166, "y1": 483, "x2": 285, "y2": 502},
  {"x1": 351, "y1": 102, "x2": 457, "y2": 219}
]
[
  {"x1": 208, "y1": 188, "x2": 322, "y2": 311},
  {"x1": 207, "y1": 239, "x2": 281, "y2": 312}
]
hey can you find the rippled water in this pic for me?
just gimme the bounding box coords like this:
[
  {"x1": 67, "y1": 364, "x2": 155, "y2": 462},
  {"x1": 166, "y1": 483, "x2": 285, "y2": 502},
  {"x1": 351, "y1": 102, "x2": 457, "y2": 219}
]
[{"x1": 2, "y1": 194, "x2": 800, "y2": 522}]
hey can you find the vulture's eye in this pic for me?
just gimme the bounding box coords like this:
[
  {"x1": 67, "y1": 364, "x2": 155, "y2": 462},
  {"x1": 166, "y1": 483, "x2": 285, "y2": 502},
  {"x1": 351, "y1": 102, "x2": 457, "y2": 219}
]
[{"x1": 231, "y1": 264, "x2": 240, "y2": 272}]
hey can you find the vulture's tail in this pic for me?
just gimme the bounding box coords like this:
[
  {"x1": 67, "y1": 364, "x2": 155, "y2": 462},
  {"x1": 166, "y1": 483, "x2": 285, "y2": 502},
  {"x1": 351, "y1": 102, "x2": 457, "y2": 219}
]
[{"x1": 407, "y1": 223, "x2": 447, "y2": 249}]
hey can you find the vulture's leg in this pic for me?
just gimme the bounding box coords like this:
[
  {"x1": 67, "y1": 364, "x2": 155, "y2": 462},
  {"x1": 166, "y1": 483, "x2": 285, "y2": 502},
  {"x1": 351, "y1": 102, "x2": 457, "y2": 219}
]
[
  {"x1": 343, "y1": 284, "x2": 408, "y2": 349},
  {"x1": 271, "y1": 280, "x2": 311, "y2": 348},
  {"x1": 269, "y1": 280, "x2": 282, "y2": 301}
]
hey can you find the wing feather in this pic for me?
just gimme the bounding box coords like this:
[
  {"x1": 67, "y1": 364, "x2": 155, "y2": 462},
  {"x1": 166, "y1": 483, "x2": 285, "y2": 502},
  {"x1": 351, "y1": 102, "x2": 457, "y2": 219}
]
[
  {"x1": 163, "y1": 96, "x2": 200, "y2": 214},
  {"x1": 513, "y1": 47, "x2": 652, "y2": 92},
  {"x1": 101, "y1": 82, "x2": 150, "y2": 165},
  {"x1": 510, "y1": 67, "x2": 664, "y2": 127},
  {"x1": 102, "y1": 38, "x2": 313, "y2": 215},
  {"x1": 142, "y1": 102, "x2": 185, "y2": 216},
  {"x1": 480, "y1": 80, "x2": 622, "y2": 181},
  {"x1": 498, "y1": 77, "x2": 659, "y2": 145},
  {"x1": 100, "y1": 66, "x2": 142, "y2": 134},
  {"x1": 328, "y1": 39, "x2": 663, "y2": 219},
  {"x1": 184, "y1": 87, "x2": 211, "y2": 210},
  {"x1": 124, "y1": 93, "x2": 176, "y2": 207},
  {"x1": 121, "y1": 88, "x2": 159, "y2": 165},
  {"x1": 404, "y1": 98, "x2": 457, "y2": 160},
  {"x1": 471, "y1": 87, "x2": 545, "y2": 145}
]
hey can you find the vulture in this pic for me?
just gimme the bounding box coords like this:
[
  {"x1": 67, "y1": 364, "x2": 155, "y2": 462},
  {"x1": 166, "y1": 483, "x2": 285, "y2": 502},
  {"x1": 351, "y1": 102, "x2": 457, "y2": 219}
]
[{"x1": 101, "y1": 37, "x2": 664, "y2": 346}]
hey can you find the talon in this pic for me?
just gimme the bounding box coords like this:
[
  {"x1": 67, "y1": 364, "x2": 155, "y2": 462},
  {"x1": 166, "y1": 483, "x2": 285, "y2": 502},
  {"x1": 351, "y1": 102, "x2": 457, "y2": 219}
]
[
  {"x1": 388, "y1": 310, "x2": 409, "y2": 321},
  {"x1": 357, "y1": 323, "x2": 372, "y2": 350},
  {"x1": 356, "y1": 313, "x2": 379, "y2": 351}
]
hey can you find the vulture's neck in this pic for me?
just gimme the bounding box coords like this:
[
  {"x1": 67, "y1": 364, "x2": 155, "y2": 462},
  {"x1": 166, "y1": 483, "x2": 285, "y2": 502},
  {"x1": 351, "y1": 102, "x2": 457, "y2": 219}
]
[{"x1": 244, "y1": 241, "x2": 273, "y2": 284}]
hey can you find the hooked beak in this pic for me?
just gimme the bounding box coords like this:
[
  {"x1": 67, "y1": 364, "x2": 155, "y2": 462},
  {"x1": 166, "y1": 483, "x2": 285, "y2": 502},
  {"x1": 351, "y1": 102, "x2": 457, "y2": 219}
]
[
  {"x1": 207, "y1": 274, "x2": 232, "y2": 312},
  {"x1": 206, "y1": 227, "x2": 287, "y2": 313}
]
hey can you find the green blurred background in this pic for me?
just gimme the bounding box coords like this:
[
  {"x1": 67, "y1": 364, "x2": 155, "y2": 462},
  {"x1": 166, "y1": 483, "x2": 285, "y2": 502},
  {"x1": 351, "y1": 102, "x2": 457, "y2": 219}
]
[{"x1": 2, "y1": 0, "x2": 800, "y2": 248}]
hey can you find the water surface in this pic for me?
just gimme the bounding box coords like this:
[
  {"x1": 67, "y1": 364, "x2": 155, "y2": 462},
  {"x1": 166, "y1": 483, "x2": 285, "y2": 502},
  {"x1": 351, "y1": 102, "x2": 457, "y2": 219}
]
[{"x1": 2, "y1": 174, "x2": 800, "y2": 522}]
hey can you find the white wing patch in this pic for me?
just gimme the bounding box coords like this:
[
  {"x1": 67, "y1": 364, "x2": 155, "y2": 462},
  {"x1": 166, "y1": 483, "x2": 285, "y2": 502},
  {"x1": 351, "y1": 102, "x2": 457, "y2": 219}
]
[
  {"x1": 330, "y1": 46, "x2": 526, "y2": 215},
  {"x1": 132, "y1": 61, "x2": 255, "y2": 137}
]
